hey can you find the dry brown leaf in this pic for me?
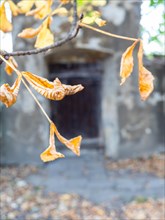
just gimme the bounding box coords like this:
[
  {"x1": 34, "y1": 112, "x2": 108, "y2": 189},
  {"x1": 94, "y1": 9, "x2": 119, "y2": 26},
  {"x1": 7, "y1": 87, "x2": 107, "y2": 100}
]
[
  {"x1": 17, "y1": 0, "x2": 35, "y2": 14},
  {"x1": 22, "y1": 71, "x2": 84, "y2": 100},
  {"x1": 8, "y1": 0, "x2": 21, "y2": 16},
  {"x1": 138, "y1": 40, "x2": 154, "y2": 100},
  {"x1": 52, "y1": 123, "x2": 82, "y2": 156},
  {"x1": 120, "y1": 40, "x2": 139, "y2": 85},
  {"x1": 0, "y1": 2, "x2": 12, "y2": 32},
  {"x1": 40, "y1": 123, "x2": 65, "y2": 162},
  {"x1": 5, "y1": 57, "x2": 18, "y2": 75},
  {"x1": 18, "y1": 26, "x2": 42, "y2": 39},
  {"x1": 0, "y1": 75, "x2": 22, "y2": 107}
]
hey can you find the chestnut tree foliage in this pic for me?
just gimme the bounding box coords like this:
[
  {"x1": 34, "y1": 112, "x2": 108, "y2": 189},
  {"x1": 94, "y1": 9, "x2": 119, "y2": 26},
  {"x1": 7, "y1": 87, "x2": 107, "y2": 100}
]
[{"x1": 0, "y1": 0, "x2": 154, "y2": 162}]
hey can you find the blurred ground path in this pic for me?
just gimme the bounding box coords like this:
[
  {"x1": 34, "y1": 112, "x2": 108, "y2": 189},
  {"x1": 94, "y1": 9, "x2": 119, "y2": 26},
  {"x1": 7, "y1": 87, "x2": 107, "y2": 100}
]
[{"x1": 26, "y1": 150, "x2": 164, "y2": 210}]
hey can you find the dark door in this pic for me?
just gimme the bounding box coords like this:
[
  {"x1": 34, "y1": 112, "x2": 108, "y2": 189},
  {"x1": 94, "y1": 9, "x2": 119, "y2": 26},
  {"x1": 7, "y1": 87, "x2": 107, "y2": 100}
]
[{"x1": 49, "y1": 63, "x2": 102, "y2": 143}]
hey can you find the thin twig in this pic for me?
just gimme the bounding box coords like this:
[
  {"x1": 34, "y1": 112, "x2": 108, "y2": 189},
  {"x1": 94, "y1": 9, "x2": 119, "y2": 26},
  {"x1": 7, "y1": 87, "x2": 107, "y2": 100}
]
[
  {"x1": 0, "y1": 55, "x2": 52, "y2": 124},
  {"x1": 79, "y1": 23, "x2": 138, "y2": 42},
  {"x1": 0, "y1": 0, "x2": 79, "y2": 57}
]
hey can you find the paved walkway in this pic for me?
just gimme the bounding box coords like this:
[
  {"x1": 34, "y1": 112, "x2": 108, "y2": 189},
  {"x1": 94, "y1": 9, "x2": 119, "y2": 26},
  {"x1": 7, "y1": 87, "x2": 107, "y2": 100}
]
[{"x1": 26, "y1": 150, "x2": 164, "y2": 210}]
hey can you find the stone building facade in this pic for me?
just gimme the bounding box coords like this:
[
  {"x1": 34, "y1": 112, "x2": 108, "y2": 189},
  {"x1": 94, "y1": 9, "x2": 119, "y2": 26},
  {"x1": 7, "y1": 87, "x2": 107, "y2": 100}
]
[{"x1": 0, "y1": 1, "x2": 164, "y2": 164}]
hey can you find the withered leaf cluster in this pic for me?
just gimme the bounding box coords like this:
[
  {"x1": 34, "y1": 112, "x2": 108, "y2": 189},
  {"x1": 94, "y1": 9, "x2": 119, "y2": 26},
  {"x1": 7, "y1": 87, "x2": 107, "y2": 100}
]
[
  {"x1": 0, "y1": 58, "x2": 83, "y2": 162},
  {"x1": 120, "y1": 39, "x2": 154, "y2": 101},
  {"x1": 0, "y1": 0, "x2": 70, "y2": 48}
]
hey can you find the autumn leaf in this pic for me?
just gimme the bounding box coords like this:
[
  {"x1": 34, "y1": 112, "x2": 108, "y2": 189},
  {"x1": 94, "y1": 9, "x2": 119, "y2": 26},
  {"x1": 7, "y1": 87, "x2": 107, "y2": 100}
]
[
  {"x1": 8, "y1": 0, "x2": 21, "y2": 16},
  {"x1": 120, "y1": 40, "x2": 139, "y2": 85},
  {"x1": 34, "y1": 0, "x2": 52, "y2": 19},
  {"x1": 17, "y1": 0, "x2": 35, "y2": 14},
  {"x1": 82, "y1": 16, "x2": 95, "y2": 24},
  {"x1": 60, "y1": 0, "x2": 70, "y2": 4},
  {"x1": 34, "y1": 16, "x2": 54, "y2": 48},
  {"x1": 18, "y1": 26, "x2": 42, "y2": 39},
  {"x1": 0, "y1": 2, "x2": 12, "y2": 32},
  {"x1": 40, "y1": 146, "x2": 65, "y2": 162},
  {"x1": 95, "y1": 18, "x2": 106, "y2": 27},
  {"x1": 52, "y1": 7, "x2": 68, "y2": 16},
  {"x1": 22, "y1": 71, "x2": 84, "y2": 100},
  {"x1": 52, "y1": 123, "x2": 82, "y2": 156},
  {"x1": 40, "y1": 123, "x2": 65, "y2": 162},
  {"x1": 5, "y1": 57, "x2": 18, "y2": 75},
  {"x1": 138, "y1": 40, "x2": 154, "y2": 100},
  {"x1": 25, "y1": 4, "x2": 45, "y2": 17},
  {"x1": 0, "y1": 75, "x2": 22, "y2": 107}
]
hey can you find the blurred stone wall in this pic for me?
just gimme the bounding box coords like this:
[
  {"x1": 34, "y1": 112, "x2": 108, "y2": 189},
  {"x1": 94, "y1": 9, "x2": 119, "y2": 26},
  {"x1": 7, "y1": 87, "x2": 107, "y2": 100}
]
[{"x1": 1, "y1": 1, "x2": 163, "y2": 163}]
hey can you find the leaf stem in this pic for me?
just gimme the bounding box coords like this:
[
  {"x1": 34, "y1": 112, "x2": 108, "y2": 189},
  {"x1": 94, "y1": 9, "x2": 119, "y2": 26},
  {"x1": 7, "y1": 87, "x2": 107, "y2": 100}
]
[
  {"x1": 0, "y1": 55, "x2": 52, "y2": 124},
  {"x1": 79, "y1": 23, "x2": 138, "y2": 41}
]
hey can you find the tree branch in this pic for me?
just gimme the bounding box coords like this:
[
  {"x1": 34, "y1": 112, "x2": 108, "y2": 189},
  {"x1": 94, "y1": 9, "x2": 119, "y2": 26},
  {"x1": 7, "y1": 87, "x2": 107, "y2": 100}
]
[{"x1": 0, "y1": 0, "x2": 80, "y2": 57}]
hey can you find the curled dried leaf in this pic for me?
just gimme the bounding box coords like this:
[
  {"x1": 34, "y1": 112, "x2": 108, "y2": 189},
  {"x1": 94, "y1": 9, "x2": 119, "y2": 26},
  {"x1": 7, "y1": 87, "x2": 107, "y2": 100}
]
[
  {"x1": 120, "y1": 40, "x2": 139, "y2": 85},
  {"x1": 0, "y1": 75, "x2": 22, "y2": 107},
  {"x1": 52, "y1": 123, "x2": 82, "y2": 156},
  {"x1": 40, "y1": 147, "x2": 65, "y2": 162},
  {"x1": 138, "y1": 40, "x2": 154, "y2": 100},
  {"x1": 5, "y1": 57, "x2": 18, "y2": 75},
  {"x1": 18, "y1": 26, "x2": 42, "y2": 39},
  {"x1": 22, "y1": 72, "x2": 84, "y2": 101},
  {"x1": 40, "y1": 123, "x2": 65, "y2": 162},
  {"x1": 17, "y1": 0, "x2": 35, "y2": 13},
  {"x1": 8, "y1": 0, "x2": 21, "y2": 16},
  {"x1": 0, "y1": 2, "x2": 12, "y2": 32}
]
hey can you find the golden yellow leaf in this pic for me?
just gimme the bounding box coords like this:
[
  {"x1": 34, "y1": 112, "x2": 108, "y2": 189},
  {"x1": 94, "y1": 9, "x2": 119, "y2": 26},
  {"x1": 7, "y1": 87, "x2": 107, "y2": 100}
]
[
  {"x1": 34, "y1": 26, "x2": 54, "y2": 48},
  {"x1": 95, "y1": 18, "x2": 106, "y2": 27},
  {"x1": 40, "y1": 123, "x2": 65, "y2": 162},
  {"x1": 82, "y1": 16, "x2": 95, "y2": 24},
  {"x1": 17, "y1": 0, "x2": 35, "y2": 14},
  {"x1": 34, "y1": 0, "x2": 52, "y2": 19},
  {"x1": 52, "y1": 123, "x2": 82, "y2": 156},
  {"x1": 0, "y1": 2, "x2": 12, "y2": 32},
  {"x1": 8, "y1": 0, "x2": 21, "y2": 16},
  {"x1": 0, "y1": 75, "x2": 22, "y2": 107},
  {"x1": 138, "y1": 40, "x2": 154, "y2": 100},
  {"x1": 25, "y1": 4, "x2": 45, "y2": 16},
  {"x1": 18, "y1": 26, "x2": 42, "y2": 39},
  {"x1": 52, "y1": 7, "x2": 68, "y2": 16},
  {"x1": 120, "y1": 40, "x2": 139, "y2": 85},
  {"x1": 5, "y1": 57, "x2": 18, "y2": 75},
  {"x1": 34, "y1": 16, "x2": 54, "y2": 48},
  {"x1": 22, "y1": 71, "x2": 84, "y2": 100}
]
